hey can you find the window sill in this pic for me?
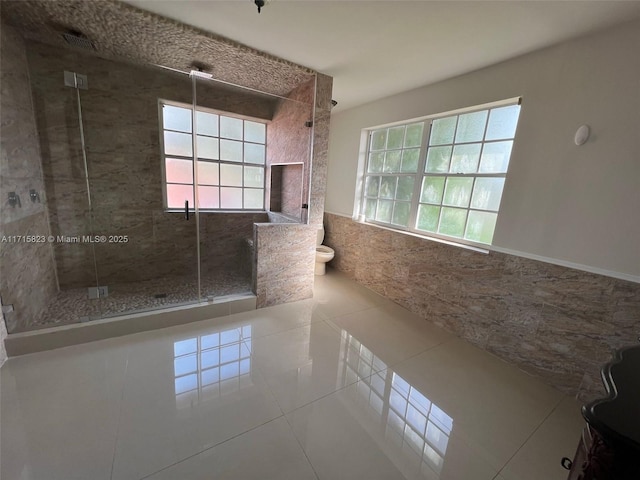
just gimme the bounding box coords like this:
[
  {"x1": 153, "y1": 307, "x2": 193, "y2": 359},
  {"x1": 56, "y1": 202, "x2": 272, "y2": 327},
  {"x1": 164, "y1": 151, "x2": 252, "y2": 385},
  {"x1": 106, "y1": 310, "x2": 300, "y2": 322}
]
[{"x1": 354, "y1": 217, "x2": 490, "y2": 254}]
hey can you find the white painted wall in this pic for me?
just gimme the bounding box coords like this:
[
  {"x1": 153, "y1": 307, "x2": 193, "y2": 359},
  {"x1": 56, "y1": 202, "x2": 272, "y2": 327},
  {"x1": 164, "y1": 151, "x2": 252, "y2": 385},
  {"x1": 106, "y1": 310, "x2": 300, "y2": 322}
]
[{"x1": 325, "y1": 19, "x2": 640, "y2": 279}]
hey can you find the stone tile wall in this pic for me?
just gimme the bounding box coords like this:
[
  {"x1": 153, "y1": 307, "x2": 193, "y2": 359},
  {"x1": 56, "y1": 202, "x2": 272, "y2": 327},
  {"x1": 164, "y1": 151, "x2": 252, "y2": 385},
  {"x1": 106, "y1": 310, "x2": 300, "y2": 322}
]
[
  {"x1": 0, "y1": 24, "x2": 58, "y2": 333},
  {"x1": 254, "y1": 223, "x2": 316, "y2": 308},
  {"x1": 324, "y1": 212, "x2": 640, "y2": 401},
  {"x1": 309, "y1": 74, "x2": 333, "y2": 226}
]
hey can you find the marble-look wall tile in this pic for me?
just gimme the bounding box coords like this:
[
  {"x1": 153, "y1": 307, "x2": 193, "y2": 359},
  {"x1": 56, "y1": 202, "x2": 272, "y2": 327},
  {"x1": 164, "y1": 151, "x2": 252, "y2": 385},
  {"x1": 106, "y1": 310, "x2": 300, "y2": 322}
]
[
  {"x1": 0, "y1": 23, "x2": 58, "y2": 334},
  {"x1": 254, "y1": 223, "x2": 315, "y2": 308},
  {"x1": 324, "y1": 212, "x2": 640, "y2": 401},
  {"x1": 309, "y1": 97, "x2": 332, "y2": 226}
]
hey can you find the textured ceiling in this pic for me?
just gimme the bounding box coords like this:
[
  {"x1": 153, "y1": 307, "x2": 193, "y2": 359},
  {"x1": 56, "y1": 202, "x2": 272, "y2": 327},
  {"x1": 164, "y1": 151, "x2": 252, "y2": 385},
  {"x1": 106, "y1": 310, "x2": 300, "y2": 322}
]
[{"x1": 0, "y1": 0, "x2": 315, "y2": 97}]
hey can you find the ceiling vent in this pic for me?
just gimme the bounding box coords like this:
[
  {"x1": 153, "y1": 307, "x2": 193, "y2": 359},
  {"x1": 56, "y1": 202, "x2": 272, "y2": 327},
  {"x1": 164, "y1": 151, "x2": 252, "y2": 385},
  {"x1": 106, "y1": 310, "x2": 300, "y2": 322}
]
[{"x1": 62, "y1": 30, "x2": 95, "y2": 50}]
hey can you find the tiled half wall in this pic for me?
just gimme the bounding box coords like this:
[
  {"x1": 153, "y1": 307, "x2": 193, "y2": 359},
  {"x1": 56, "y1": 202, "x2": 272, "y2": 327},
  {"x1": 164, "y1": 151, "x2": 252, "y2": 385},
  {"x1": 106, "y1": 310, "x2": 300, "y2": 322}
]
[{"x1": 324, "y1": 212, "x2": 639, "y2": 401}]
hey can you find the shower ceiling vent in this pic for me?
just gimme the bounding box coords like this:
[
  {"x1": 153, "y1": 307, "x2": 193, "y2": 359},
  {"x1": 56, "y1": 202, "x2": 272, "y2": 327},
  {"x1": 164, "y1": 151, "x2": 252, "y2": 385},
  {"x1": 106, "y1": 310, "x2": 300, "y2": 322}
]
[{"x1": 62, "y1": 30, "x2": 95, "y2": 50}]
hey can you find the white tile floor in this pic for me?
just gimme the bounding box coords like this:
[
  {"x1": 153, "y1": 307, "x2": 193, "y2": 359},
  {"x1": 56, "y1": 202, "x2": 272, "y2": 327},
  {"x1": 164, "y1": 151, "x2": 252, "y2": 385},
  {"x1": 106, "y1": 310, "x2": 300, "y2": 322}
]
[{"x1": 0, "y1": 271, "x2": 584, "y2": 480}]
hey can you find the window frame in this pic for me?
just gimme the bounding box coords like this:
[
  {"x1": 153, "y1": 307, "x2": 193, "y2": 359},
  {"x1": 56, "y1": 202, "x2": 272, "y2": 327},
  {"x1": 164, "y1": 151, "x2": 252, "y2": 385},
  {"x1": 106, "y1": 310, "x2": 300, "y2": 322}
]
[
  {"x1": 358, "y1": 97, "x2": 521, "y2": 250},
  {"x1": 158, "y1": 99, "x2": 268, "y2": 212}
]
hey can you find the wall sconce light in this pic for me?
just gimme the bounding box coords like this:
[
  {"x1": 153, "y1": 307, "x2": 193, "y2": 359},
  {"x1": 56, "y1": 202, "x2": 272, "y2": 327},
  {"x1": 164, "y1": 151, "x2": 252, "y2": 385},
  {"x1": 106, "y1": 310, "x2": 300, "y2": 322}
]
[{"x1": 574, "y1": 125, "x2": 590, "y2": 146}]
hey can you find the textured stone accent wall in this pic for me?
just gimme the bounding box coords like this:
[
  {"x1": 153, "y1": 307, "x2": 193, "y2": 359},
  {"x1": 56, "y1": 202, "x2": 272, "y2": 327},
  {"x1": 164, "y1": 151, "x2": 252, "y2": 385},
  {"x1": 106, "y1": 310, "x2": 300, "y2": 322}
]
[
  {"x1": 324, "y1": 212, "x2": 640, "y2": 401},
  {"x1": 309, "y1": 74, "x2": 333, "y2": 226},
  {"x1": 254, "y1": 223, "x2": 316, "y2": 308},
  {"x1": 0, "y1": 24, "x2": 58, "y2": 334},
  {"x1": 266, "y1": 79, "x2": 313, "y2": 220},
  {"x1": 25, "y1": 40, "x2": 276, "y2": 288}
]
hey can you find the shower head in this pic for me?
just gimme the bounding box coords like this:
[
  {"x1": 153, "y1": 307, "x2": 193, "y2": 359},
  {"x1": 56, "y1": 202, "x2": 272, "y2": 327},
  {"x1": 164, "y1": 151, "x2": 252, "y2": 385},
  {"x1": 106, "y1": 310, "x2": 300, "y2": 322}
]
[{"x1": 61, "y1": 29, "x2": 95, "y2": 50}]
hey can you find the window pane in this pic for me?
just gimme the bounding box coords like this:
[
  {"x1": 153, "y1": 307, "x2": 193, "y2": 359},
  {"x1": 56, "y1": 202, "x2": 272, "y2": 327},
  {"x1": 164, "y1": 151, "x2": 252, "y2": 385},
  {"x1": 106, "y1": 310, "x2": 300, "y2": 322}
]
[
  {"x1": 244, "y1": 189, "x2": 264, "y2": 209},
  {"x1": 365, "y1": 176, "x2": 380, "y2": 197},
  {"x1": 220, "y1": 116, "x2": 243, "y2": 140},
  {"x1": 470, "y1": 177, "x2": 505, "y2": 211},
  {"x1": 370, "y1": 130, "x2": 387, "y2": 150},
  {"x1": 486, "y1": 105, "x2": 520, "y2": 140},
  {"x1": 429, "y1": 117, "x2": 456, "y2": 145},
  {"x1": 392, "y1": 202, "x2": 410, "y2": 226},
  {"x1": 164, "y1": 131, "x2": 192, "y2": 157},
  {"x1": 220, "y1": 163, "x2": 243, "y2": 186},
  {"x1": 163, "y1": 105, "x2": 191, "y2": 133},
  {"x1": 198, "y1": 186, "x2": 220, "y2": 208},
  {"x1": 465, "y1": 210, "x2": 498, "y2": 244},
  {"x1": 244, "y1": 143, "x2": 265, "y2": 164},
  {"x1": 166, "y1": 184, "x2": 194, "y2": 209},
  {"x1": 197, "y1": 135, "x2": 219, "y2": 160},
  {"x1": 368, "y1": 152, "x2": 384, "y2": 173},
  {"x1": 425, "y1": 146, "x2": 452, "y2": 173},
  {"x1": 196, "y1": 111, "x2": 218, "y2": 137},
  {"x1": 404, "y1": 123, "x2": 424, "y2": 147},
  {"x1": 220, "y1": 139, "x2": 243, "y2": 162},
  {"x1": 438, "y1": 207, "x2": 467, "y2": 237},
  {"x1": 479, "y1": 141, "x2": 513, "y2": 173},
  {"x1": 396, "y1": 177, "x2": 414, "y2": 201},
  {"x1": 401, "y1": 149, "x2": 420, "y2": 173},
  {"x1": 443, "y1": 177, "x2": 473, "y2": 207},
  {"x1": 420, "y1": 177, "x2": 445, "y2": 204},
  {"x1": 376, "y1": 200, "x2": 393, "y2": 223},
  {"x1": 450, "y1": 143, "x2": 481, "y2": 173},
  {"x1": 383, "y1": 151, "x2": 401, "y2": 173},
  {"x1": 380, "y1": 177, "x2": 396, "y2": 199},
  {"x1": 244, "y1": 166, "x2": 264, "y2": 188},
  {"x1": 165, "y1": 158, "x2": 193, "y2": 184},
  {"x1": 364, "y1": 198, "x2": 377, "y2": 220},
  {"x1": 416, "y1": 204, "x2": 440, "y2": 232},
  {"x1": 197, "y1": 161, "x2": 219, "y2": 185},
  {"x1": 387, "y1": 126, "x2": 405, "y2": 149},
  {"x1": 455, "y1": 110, "x2": 488, "y2": 143},
  {"x1": 220, "y1": 187, "x2": 242, "y2": 209},
  {"x1": 244, "y1": 121, "x2": 266, "y2": 144}
]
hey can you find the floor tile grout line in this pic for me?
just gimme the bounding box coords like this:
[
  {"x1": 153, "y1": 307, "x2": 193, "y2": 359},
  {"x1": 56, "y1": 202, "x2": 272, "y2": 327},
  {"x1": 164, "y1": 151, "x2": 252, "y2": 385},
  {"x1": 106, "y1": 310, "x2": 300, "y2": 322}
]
[
  {"x1": 492, "y1": 394, "x2": 566, "y2": 478},
  {"x1": 281, "y1": 407, "x2": 322, "y2": 480},
  {"x1": 109, "y1": 348, "x2": 131, "y2": 480},
  {"x1": 138, "y1": 414, "x2": 287, "y2": 480}
]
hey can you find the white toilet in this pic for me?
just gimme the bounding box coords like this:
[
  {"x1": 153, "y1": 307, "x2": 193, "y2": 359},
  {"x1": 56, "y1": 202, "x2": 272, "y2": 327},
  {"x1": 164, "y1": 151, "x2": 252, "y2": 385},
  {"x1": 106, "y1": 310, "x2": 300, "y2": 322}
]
[{"x1": 315, "y1": 227, "x2": 335, "y2": 275}]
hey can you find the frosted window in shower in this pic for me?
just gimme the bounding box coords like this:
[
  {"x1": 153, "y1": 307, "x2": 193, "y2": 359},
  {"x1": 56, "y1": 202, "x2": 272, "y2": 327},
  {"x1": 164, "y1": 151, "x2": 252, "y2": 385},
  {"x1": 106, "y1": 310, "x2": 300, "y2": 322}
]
[
  {"x1": 220, "y1": 164, "x2": 243, "y2": 186},
  {"x1": 196, "y1": 136, "x2": 219, "y2": 160},
  {"x1": 220, "y1": 116, "x2": 243, "y2": 140},
  {"x1": 163, "y1": 105, "x2": 191, "y2": 133},
  {"x1": 164, "y1": 131, "x2": 192, "y2": 157},
  {"x1": 165, "y1": 158, "x2": 193, "y2": 184},
  {"x1": 160, "y1": 99, "x2": 266, "y2": 211},
  {"x1": 220, "y1": 187, "x2": 242, "y2": 209},
  {"x1": 244, "y1": 121, "x2": 266, "y2": 143},
  {"x1": 198, "y1": 186, "x2": 220, "y2": 209},
  {"x1": 220, "y1": 139, "x2": 243, "y2": 162},
  {"x1": 166, "y1": 184, "x2": 194, "y2": 209},
  {"x1": 197, "y1": 161, "x2": 219, "y2": 185},
  {"x1": 196, "y1": 111, "x2": 218, "y2": 137},
  {"x1": 244, "y1": 143, "x2": 265, "y2": 164}
]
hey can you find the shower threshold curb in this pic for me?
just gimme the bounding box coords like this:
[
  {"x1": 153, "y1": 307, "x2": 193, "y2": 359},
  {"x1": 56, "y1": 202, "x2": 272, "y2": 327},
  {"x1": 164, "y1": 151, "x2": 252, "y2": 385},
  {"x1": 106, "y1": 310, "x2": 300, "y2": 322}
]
[{"x1": 4, "y1": 294, "x2": 257, "y2": 357}]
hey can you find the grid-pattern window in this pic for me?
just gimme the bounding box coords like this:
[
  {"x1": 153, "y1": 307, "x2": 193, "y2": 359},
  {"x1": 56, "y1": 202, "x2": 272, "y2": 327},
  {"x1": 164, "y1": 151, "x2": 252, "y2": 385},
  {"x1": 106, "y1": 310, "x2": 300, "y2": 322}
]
[
  {"x1": 160, "y1": 101, "x2": 266, "y2": 210},
  {"x1": 362, "y1": 100, "x2": 520, "y2": 246}
]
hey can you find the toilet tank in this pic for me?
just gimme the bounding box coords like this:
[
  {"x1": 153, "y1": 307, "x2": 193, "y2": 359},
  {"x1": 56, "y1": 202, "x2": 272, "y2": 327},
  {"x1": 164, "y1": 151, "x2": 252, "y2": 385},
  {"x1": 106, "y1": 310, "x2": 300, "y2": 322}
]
[{"x1": 316, "y1": 227, "x2": 324, "y2": 246}]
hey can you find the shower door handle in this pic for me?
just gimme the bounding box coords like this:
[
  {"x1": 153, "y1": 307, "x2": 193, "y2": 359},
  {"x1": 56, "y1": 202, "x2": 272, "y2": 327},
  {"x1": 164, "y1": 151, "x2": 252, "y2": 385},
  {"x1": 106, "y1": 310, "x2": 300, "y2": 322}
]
[{"x1": 185, "y1": 200, "x2": 189, "y2": 220}]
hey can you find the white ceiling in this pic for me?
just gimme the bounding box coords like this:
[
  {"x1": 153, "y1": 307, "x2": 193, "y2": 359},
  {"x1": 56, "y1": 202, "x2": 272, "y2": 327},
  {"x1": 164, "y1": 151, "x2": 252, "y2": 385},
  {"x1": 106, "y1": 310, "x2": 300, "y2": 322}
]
[{"x1": 124, "y1": 0, "x2": 640, "y2": 112}]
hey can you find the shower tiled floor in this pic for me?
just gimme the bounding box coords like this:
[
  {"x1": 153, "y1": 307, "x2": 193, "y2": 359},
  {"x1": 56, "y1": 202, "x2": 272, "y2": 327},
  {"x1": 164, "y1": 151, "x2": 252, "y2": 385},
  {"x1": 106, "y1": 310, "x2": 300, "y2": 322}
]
[
  {"x1": 1, "y1": 270, "x2": 585, "y2": 480},
  {"x1": 21, "y1": 269, "x2": 253, "y2": 333}
]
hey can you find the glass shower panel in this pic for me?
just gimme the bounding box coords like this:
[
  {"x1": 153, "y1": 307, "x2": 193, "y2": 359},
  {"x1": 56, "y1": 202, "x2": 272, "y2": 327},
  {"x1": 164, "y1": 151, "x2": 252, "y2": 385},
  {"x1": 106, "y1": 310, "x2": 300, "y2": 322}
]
[
  {"x1": 86, "y1": 62, "x2": 200, "y2": 317},
  {"x1": 1, "y1": 60, "x2": 101, "y2": 332}
]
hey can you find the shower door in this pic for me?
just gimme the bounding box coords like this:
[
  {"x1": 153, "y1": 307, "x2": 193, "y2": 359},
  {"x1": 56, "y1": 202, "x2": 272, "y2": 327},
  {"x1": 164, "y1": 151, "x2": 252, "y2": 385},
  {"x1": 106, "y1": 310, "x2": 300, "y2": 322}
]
[{"x1": 84, "y1": 61, "x2": 200, "y2": 317}]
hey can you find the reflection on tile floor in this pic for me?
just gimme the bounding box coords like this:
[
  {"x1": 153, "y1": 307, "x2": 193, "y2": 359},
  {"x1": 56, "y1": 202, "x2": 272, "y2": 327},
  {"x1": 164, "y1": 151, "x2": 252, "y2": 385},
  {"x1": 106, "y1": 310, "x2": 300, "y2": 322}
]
[
  {"x1": 1, "y1": 270, "x2": 584, "y2": 480},
  {"x1": 19, "y1": 269, "x2": 252, "y2": 333}
]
